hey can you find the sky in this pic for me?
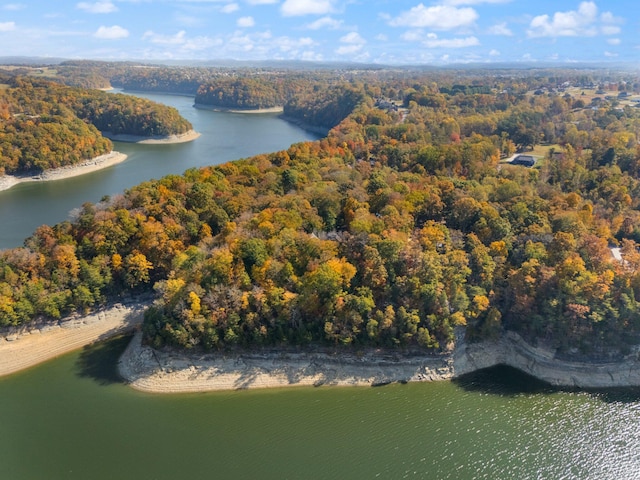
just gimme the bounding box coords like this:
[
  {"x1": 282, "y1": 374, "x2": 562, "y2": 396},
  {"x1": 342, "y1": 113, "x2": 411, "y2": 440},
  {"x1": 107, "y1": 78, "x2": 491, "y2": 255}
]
[{"x1": 0, "y1": 0, "x2": 638, "y2": 65}]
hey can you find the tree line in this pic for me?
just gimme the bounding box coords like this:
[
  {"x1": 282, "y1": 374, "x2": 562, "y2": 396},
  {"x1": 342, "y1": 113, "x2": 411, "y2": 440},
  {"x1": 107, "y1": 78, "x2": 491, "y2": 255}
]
[
  {"x1": 0, "y1": 76, "x2": 192, "y2": 174},
  {"x1": 1, "y1": 68, "x2": 640, "y2": 358}
]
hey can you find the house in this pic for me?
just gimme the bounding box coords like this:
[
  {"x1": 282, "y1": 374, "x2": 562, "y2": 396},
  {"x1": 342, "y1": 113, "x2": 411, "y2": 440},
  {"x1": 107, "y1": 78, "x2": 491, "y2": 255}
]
[{"x1": 511, "y1": 155, "x2": 535, "y2": 167}]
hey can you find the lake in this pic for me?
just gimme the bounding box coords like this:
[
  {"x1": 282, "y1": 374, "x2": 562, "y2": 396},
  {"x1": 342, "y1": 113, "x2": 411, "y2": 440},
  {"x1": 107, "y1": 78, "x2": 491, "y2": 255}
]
[
  {"x1": 0, "y1": 92, "x2": 319, "y2": 249},
  {"x1": 1, "y1": 335, "x2": 639, "y2": 479},
  {"x1": 1, "y1": 93, "x2": 639, "y2": 480}
]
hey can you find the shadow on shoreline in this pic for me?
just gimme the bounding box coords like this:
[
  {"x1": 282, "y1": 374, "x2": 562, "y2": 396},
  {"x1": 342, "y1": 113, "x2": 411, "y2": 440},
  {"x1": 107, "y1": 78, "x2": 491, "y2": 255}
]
[
  {"x1": 75, "y1": 333, "x2": 133, "y2": 386},
  {"x1": 454, "y1": 364, "x2": 640, "y2": 403},
  {"x1": 454, "y1": 365, "x2": 556, "y2": 396}
]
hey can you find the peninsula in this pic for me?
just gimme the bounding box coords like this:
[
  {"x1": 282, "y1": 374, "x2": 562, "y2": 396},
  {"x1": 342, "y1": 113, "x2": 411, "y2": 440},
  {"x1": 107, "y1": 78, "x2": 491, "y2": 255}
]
[
  {"x1": 0, "y1": 75, "x2": 196, "y2": 182},
  {"x1": 0, "y1": 151, "x2": 127, "y2": 192},
  {"x1": 3, "y1": 304, "x2": 640, "y2": 392},
  {"x1": 2, "y1": 64, "x2": 640, "y2": 395}
]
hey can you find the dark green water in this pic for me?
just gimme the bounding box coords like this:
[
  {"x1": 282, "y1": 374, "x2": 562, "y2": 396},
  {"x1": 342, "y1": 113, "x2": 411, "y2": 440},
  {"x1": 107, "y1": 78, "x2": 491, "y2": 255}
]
[
  {"x1": 1, "y1": 335, "x2": 640, "y2": 479},
  {"x1": 2, "y1": 92, "x2": 640, "y2": 479}
]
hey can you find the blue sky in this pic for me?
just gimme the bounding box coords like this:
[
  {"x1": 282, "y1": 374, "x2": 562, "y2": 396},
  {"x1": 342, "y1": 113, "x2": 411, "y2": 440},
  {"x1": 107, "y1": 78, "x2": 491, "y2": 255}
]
[{"x1": 1, "y1": 0, "x2": 637, "y2": 65}]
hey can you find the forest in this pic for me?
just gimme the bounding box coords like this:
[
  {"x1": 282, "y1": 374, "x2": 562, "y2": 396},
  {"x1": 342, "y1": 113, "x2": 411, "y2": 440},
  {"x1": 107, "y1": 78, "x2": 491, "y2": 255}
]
[
  {"x1": 0, "y1": 75, "x2": 192, "y2": 175},
  {"x1": 1, "y1": 64, "x2": 640, "y2": 359}
]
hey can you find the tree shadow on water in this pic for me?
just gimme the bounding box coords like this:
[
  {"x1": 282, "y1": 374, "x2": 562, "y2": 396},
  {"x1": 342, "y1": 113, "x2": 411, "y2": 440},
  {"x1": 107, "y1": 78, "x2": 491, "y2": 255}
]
[
  {"x1": 455, "y1": 365, "x2": 640, "y2": 403},
  {"x1": 453, "y1": 365, "x2": 556, "y2": 397},
  {"x1": 75, "y1": 334, "x2": 133, "y2": 386}
]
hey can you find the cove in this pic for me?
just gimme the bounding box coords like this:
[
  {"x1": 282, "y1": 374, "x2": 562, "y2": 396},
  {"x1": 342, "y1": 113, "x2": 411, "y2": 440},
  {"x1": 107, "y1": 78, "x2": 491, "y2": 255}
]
[
  {"x1": 1, "y1": 335, "x2": 640, "y2": 479},
  {"x1": 0, "y1": 91, "x2": 320, "y2": 250},
  {"x1": 2, "y1": 91, "x2": 640, "y2": 479}
]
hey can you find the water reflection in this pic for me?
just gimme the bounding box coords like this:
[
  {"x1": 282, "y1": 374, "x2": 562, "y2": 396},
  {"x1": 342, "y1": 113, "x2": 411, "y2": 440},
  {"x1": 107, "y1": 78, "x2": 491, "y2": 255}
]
[
  {"x1": 74, "y1": 334, "x2": 132, "y2": 386},
  {"x1": 454, "y1": 365, "x2": 555, "y2": 396}
]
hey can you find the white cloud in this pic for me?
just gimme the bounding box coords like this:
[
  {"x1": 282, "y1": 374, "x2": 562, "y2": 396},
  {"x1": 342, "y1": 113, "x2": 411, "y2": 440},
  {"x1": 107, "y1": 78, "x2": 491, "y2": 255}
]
[
  {"x1": 143, "y1": 30, "x2": 187, "y2": 45},
  {"x1": 221, "y1": 3, "x2": 240, "y2": 13},
  {"x1": 77, "y1": 1, "x2": 118, "y2": 14},
  {"x1": 604, "y1": 51, "x2": 618, "y2": 57},
  {"x1": 375, "y1": 33, "x2": 388, "y2": 41},
  {"x1": 607, "y1": 38, "x2": 620, "y2": 45},
  {"x1": 237, "y1": 16, "x2": 255, "y2": 27},
  {"x1": 305, "y1": 16, "x2": 342, "y2": 30},
  {"x1": 3, "y1": 4, "x2": 25, "y2": 11},
  {"x1": 335, "y1": 30, "x2": 365, "y2": 56},
  {"x1": 142, "y1": 30, "x2": 221, "y2": 54},
  {"x1": 0, "y1": 21, "x2": 16, "y2": 32},
  {"x1": 94, "y1": 25, "x2": 129, "y2": 39},
  {"x1": 340, "y1": 31, "x2": 365, "y2": 45},
  {"x1": 175, "y1": 13, "x2": 206, "y2": 27},
  {"x1": 527, "y1": 1, "x2": 602, "y2": 38},
  {"x1": 335, "y1": 44, "x2": 362, "y2": 55},
  {"x1": 246, "y1": 0, "x2": 278, "y2": 4},
  {"x1": 281, "y1": 0, "x2": 334, "y2": 17},
  {"x1": 423, "y1": 34, "x2": 479, "y2": 48},
  {"x1": 601, "y1": 25, "x2": 620, "y2": 35},
  {"x1": 401, "y1": 29, "x2": 423, "y2": 42},
  {"x1": 601, "y1": 11, "x2": 623, "y2": 25},
  {"x1": 489, "y1": 48, "x2": 500, "y2": 56},
  {"x1": 390, "y1": 4, "x2": 478, "y2": 30},
  {"x1": 488, "y1": 22, "x2": 512, "y2": 36}
]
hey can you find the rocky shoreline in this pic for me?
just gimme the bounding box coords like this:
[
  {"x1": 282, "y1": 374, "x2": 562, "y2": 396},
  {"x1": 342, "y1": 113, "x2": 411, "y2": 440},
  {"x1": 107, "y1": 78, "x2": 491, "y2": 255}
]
[
  {"x1": 118, "y1": 332, "x2": 453, "y2": 393},
  {"x1": 193, "y1": 103, "x2": 284, "y2": 114},
  {"x1": 4, "y1": 298, "x2": 640, "y2": 391},
  {"x1": 0, "y1": 299, "x2": 149, "y2": 377},
  {"x1": 453, "y1": 330, "x2": 640, "y2": 389},
  {"x1": 102, "y1": 129, "x2": 200, "y2": 144},
  {"x1": 0, "y1": 151, "x2": 128, "y2": 192}
]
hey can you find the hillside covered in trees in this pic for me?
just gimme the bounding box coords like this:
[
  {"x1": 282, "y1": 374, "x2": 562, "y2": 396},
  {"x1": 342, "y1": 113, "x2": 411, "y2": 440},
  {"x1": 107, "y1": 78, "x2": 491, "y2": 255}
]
[
  {"x1": 0, "y1": 76, "x2": 193, "y2": 175},
  {"x1": 2, "y1": 66, "x2": 640, "y2": 359}
]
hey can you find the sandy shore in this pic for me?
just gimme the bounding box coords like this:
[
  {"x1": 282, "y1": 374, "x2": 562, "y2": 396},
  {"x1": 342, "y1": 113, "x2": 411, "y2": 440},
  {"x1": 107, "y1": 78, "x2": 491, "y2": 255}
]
[
  {"x1": 118, "y1": 332, "x2": 454, "y2": 393},
  {"x1": 103, "y1": 129, "x2": 200, "y2": 144},
  {"x1": 0, "y1": 300, "x2": 148, "y2": 377},
  {"x1": 0, "y1": 151, "x2": 128, "y2": 192},
  {"x1": 194, "y1": 104, "x2": 284, "y2": 114}
]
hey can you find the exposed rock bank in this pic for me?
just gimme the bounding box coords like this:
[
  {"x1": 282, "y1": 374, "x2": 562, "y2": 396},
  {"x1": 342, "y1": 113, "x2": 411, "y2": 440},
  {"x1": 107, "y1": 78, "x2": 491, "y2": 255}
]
[
  {"x1": 0, "y1": 299, "x2": 149, "y2": 377},
  {"x1": 194, "y1": 104, "x2": 284, "y2": 114},
  {"x1": 0, "y1": 151, "x2": 127, "y2": 192},
  {"x1": 118, "y1": 332, "x2": 454, "y2": 393},
  {"x1": 453, "y1": 330, "x2": 640, "y2": 389},
  {"x1": 102, "y1": 129, "x2": 200, "y2": 144}
]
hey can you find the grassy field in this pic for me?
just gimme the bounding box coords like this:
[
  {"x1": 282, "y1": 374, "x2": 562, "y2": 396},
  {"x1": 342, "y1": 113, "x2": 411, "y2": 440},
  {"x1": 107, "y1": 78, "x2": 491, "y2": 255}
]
[
  {"x1": 530, "y1": 144, "x2": 563, "y2": 158},
  {"x1": 564, "y1": 86, "x2": 639, "y2": 107}
]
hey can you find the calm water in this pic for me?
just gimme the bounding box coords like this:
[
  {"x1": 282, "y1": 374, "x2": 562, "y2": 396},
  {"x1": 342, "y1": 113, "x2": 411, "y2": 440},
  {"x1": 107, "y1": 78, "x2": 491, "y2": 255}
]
[
  {"x1": 0, "y1": 91, "x2": 319, "y2": 249},
  {"x1": 1, "y1": 336, "x2": 639, "y2": 480},
  {"x1": 2, "y1": 92, "x2": 640, "y2": 479}
]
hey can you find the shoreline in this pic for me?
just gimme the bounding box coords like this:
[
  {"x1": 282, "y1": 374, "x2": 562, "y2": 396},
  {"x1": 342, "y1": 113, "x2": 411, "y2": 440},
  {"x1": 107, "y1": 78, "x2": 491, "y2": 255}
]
[
  {"x1": 0, "y1": 299, "x2": 148, "y2": 377},
  {"x1": 102, "y1": 129, "x2": 200, "y2": 144},
  {"x1": 194, "y1": 103, "x2": 284, "y2": 114},
  {"x1": 278, "y1": 114, "x2": 330, "y2": 137},
  {"x1": 0, "y1": 151, "x2": 128, "y2": 193},
  {"x1": 118, "y1": 332, "x2": 453, "y2": 393},
  {"x1": 453, "y1": 330, "x2": 640, "y2": 389},
  {"x1": 5, "y1": 301, "x2": 640, "y2": 391}
]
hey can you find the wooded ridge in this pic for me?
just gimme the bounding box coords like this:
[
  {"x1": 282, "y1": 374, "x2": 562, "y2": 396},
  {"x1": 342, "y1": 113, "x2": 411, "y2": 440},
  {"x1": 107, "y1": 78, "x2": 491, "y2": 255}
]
[{"x1": 1, "y1": 65, "x2": 640, "y2": 359}]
